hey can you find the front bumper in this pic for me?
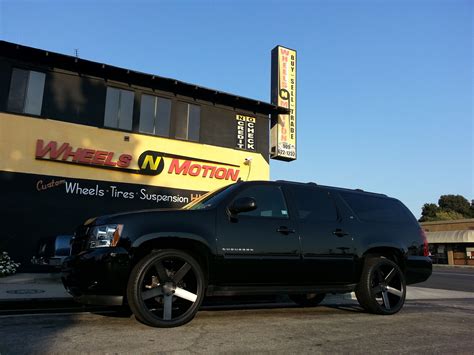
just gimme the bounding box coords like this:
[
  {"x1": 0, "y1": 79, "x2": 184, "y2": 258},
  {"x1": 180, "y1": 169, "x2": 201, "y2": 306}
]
[
  {"x1": 405, "y1": 256, "x2": 432, "y2": 285},
  {"x1": 61, "y1": 247, "x2": 131, "y2": 305}
]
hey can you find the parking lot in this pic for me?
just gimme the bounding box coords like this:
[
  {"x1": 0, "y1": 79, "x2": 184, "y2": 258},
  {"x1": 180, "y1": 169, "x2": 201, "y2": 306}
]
[{"x1": 1, "y1": 279, "x2": 474, "y2": 354}]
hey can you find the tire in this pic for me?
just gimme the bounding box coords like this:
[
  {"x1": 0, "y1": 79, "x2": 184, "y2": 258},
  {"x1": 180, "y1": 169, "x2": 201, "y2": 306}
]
[
  {"x1": 289, "y1": 293, "x2": 326, "y2": 307},
  {"x1": 127, "y1": 249, "x2": 205, "y2": 327},
  {"x1": 355, "y1": 256, "x2": 406, "y2": 315}
]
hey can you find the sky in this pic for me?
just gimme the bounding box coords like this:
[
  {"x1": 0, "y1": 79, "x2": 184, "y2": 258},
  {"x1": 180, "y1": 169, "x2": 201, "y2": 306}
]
[{"x1": 0, "y1": 0, "x2": 472, "y2": 217}]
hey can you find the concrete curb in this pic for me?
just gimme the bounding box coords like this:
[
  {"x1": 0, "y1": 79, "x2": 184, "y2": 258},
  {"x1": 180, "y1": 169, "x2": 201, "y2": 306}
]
[{"x1": 433, "y1": 264, "x2": 474, "y2": 269}]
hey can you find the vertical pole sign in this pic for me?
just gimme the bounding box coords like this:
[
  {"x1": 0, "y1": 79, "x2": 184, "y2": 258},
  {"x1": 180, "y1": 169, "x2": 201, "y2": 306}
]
[{"x1": 270, "y1": 45, "x2": 297, "y2": 161}]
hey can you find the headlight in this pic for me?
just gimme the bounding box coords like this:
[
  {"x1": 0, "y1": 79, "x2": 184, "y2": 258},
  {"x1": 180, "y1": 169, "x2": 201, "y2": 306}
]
[{"x1": 88, "y1": 224, "x2": 123, "y2": 248}]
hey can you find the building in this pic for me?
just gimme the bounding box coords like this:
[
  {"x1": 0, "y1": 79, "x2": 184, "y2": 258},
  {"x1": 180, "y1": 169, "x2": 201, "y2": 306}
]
[
  {"x1": 421, "y1": 219, "x2": 474, "y2": 265},
  {"x1": 0, "y1": 41, "x2": 289, "y2": 268}
]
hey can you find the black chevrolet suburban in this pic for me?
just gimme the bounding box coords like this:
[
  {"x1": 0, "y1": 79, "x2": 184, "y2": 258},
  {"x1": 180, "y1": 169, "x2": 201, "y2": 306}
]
[{"x1": 62, "y1": 180, "x2": 432, "y2": 327}]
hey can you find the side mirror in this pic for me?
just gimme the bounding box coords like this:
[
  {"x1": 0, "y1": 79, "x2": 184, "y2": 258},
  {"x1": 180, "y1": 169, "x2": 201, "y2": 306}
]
[{"x1": 228, "y1": 197, "x2": 257, "y2": 215}]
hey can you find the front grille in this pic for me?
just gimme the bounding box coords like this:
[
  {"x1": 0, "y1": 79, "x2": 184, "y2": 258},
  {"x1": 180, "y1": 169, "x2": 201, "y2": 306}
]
[{"x1": 70, "y1": 225, "x2": 89, "y2": 255}]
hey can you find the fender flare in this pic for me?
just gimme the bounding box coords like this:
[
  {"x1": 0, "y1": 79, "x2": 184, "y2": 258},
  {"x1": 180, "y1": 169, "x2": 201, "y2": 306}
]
[{"x1": 132, "y1": 232, "x2": 214, "y2": 254}]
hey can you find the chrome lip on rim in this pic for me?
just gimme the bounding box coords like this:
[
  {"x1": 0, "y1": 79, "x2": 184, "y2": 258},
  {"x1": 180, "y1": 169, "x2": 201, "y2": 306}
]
[
  {"x1": 140, "y1": 258, "x2": 198, "y2": 321},
  {"x1": 371, "y1": 266, "x2": 404, "y2": 311}
]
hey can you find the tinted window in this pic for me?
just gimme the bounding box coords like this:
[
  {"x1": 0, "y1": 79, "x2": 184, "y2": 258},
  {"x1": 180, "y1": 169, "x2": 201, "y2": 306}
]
[
  {"x1": 188, "y1": 104, "x2": 200, "y2": 141},
  {"x1": 7, "y1": 68, "x2": 45, "y2": 115},
  {"x1": 291, "y1": 186, "x2": 337, "y2": 221},
  {"x1": 139, "y1": 94, "x2": 171, "y2": 136},
  {"x1": 139, "y1": 94, "x2": 155, "y2": 133},
  {"x1": 175, "y1": 102, "x2": 200, "y2": 141},
  {"x1": 24, "y1": 71, "x2": 46, "y2": 115},
  {"x1": 233, "y1": 185, "x2": 288, "y2": 218},
  {"x1": 340, "y1": 192, "x2": 409, "y2": 222},
  {"x1": 156, "y1": 97, "x2": 172, "y2": 136},
  {"x1": 104, "y1": 87, "x2": 134, "y2": 130}
]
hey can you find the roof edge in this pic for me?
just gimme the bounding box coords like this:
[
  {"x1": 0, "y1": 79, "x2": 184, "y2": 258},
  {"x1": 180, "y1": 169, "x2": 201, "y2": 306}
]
[{"x1": 0, "y1": 40, "x2": 289, "y2": 116}]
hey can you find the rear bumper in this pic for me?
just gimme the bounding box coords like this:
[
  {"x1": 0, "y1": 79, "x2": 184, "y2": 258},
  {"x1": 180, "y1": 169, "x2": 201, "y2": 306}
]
[
  {"x1": 405, "y1": 256, "x2": 432, "y2": 285},
  {"x1": 61, "y1": 247, "x2": 131, "y2": 305}
]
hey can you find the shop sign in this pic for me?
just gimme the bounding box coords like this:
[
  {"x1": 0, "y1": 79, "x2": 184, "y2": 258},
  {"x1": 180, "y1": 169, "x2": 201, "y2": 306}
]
[
  {"x1": 235, "y1": 114, "x2": 256, "y2": 151},
  {"x1": 270, "y1": 45, "x2": 297, "y2": 161},
  {"x1": 35, "y1": 139, "x2": 240, "y2": 181}
]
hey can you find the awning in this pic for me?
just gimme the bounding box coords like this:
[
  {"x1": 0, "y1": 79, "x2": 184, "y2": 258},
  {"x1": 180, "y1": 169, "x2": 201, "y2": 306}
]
[{"x1": 426, "y1": 230, "x2": 474, "y2": 244}]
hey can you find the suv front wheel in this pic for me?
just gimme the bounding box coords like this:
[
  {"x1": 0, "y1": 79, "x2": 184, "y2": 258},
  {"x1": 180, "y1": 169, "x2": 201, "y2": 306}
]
[
  {"x1": 127, "y1": 249, "x2": 205, "y2": 327},
  {"x1": 355, "y1": 256, "x2": 406, "y2": 315}
]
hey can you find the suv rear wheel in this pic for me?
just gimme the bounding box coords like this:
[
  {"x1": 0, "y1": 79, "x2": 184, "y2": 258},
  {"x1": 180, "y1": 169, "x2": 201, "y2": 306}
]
[
  {"x1": 355, "y1": 256, "x2": 406, "y2": 315},
  {"x1": 127, "y1": 249, "x2": 205, "y2": 327}
]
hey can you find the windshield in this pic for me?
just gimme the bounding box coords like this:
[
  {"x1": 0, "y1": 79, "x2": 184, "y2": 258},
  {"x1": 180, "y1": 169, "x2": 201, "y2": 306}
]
[{"x1": 182, "y1": 183, "x2": 239, "y2": 210}]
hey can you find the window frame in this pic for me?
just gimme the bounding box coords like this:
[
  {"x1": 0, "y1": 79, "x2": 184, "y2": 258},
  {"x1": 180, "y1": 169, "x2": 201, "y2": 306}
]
[
  {"x1": 175, "y1": 101, "x2": 201, "y2": 142},
  {"x1": 103, "y1": 86, "x2": 135, "y2": 131},
  {"x1": 7, "y1": 67, "x2": 46, "y2": 116},
  {"x1": 138, "y1": 93, "x2": 172, "y2": 137},
  {"x1": 229, "y1": 184, "x2": 290, "y2": 220},
  {"x1": 288, "y1": 185, "x2": 341, "y2": 223}
]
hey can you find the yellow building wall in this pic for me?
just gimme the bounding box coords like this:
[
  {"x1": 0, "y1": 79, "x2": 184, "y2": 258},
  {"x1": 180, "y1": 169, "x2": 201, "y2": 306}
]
[{"x1": 0, "y1": 112, "x2": 270, "y2": 192}]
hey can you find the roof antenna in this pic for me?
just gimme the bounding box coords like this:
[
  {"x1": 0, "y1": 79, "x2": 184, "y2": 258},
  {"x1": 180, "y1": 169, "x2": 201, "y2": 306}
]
[{"x1": 74, "y1": 49, "x2": 79, "y2": 58}]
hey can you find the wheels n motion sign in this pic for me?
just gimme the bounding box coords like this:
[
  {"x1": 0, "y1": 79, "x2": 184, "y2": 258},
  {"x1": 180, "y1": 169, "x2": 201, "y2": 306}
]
[{"x1": 270, "y1": 45, "x2": 297, "y2": 161}]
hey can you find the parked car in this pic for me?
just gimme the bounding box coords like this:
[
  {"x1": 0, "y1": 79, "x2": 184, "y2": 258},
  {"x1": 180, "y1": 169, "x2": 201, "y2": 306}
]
[
  {"x1": 32, "y1": 234, "x2": 72, "y2": 268},
  {"x1": 62, "y1": 180, "x2": 432, "y2": 327}
]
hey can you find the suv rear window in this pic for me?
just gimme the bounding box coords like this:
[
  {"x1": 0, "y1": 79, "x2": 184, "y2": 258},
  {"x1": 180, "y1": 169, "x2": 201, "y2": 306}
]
[
  {"x1": 290, "y1": 186, "x2": 338, "y2": 221},
  {"x1": 340, "y1": 192, "x2": 409, "y2": 222}
]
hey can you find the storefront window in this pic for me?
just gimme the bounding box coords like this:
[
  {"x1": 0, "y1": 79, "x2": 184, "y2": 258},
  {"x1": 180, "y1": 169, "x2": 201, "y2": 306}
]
[
  {"x1": 429, "y1": 244, "x2": 448, "y2": 264},
  {"x1": 104, "y1": 87, "x2": 134, "y2": 131},
  {"x1": 175, "y1": 102, "x2": 200, "y2": 141},
  {"x1": 7, "y1": 68, "x2": 46, "y2": 115},
  {"x1": 139, "y1": 94, "x2": 171, "y2": 137}
]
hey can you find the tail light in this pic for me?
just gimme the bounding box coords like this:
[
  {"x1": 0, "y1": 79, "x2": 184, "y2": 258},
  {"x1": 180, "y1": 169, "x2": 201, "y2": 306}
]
[{"x1": 420, "y1": 228, "x2": 429, "y2": 257}]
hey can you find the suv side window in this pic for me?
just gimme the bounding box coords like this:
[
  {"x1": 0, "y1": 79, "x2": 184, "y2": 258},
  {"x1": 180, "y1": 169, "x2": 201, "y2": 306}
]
[
  {"x1": 340, "y1": 192, "x2": 409, "y2": 222},
  {"x1": 290, "y1": 186, "x2": 338, "y2": 221},
  {"x1": 233, "y1": 185, "x2": 289, "y2": 218}
]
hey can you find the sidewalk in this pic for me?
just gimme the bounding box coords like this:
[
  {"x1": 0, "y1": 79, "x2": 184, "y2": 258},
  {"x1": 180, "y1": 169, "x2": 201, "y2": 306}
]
[{"x1": 0, "y1": 273, "x2": 71, "y2": 302}]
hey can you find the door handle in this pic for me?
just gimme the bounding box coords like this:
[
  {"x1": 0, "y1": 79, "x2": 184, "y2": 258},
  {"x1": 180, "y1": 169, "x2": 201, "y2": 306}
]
[
  {"x1": 333, "y1": 228, "x2": 349, "y2": 237},
  {"x1": 277, "y1": 226, "x2": 296, "y2": 235}
]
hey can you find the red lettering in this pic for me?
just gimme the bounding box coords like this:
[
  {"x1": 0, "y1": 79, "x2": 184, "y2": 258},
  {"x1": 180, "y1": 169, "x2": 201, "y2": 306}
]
[
  {"x1": 188, "y1": 164, "x2": 201, "y2": 176},
  {"x1": 35, "y1": 139, "x2": 134, "y2": 170},
  {"x1": 168, "y1": 159, "x2": 190, "y2": 175},
  {"x1": 215, "y1": 168, "x2": 226, "y2": 179},
  {"x1": 117, "y1": 154, "x2": 132, "y2": 168},
  {"x1": 104, "y1": 152, "x2": 117, "y2": 167},
  {"x1": 226, "y1": 169, "x2": 240, "y2": 181},
  {"x1": 280, "y1": 48, "x2": 290, "y2": 58},
  {"x1": 168, "y1": 159, "x2": 240, "y2": 181},
  {"x1": 79, "y1": 149, "x2": 95, "y2": 164},
  {"x1": 92, "y1": 151, "x2": 108, "y2": 165},
  {"x1": 35, "y1": 140, "x2": 69, "y2": 159},
  {"x1": 61, "y1": 146, "x2": 82, "y2": 162}
]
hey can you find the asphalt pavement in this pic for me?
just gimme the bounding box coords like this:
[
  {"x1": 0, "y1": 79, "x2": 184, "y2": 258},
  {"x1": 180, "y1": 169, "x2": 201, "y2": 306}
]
[
  {"x1": 0, "y1": 297, "x2": 473, "y2": 353},
  {"x1": 417, "y1": 265, "x2": 474, "y2": 292},
  {"x1": 0, "y1": 265, "x2": 473, "y2": 353}
]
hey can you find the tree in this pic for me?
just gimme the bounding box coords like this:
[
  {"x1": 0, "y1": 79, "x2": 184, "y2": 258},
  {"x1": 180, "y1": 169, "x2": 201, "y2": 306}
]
[
  {"x1": 418, "y1": 195, "x2": 473, "y2": 222},
  {"x1": 419, "y1": 203, "x2": 439, "y2": 222},
  {"x1": 438, "y1": 195, "x2": 471, "y2": 216},
  {"x1": 432, "y1": 210, "x2": 465, "y2": 221}
]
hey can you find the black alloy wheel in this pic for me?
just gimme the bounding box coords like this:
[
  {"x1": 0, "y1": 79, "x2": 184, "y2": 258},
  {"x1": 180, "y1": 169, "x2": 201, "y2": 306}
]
[
  {"x1": 127, "y1": 249, "x2": 205, "y2": 327},
  {"x1": 356, "y1": 256, "x2": 406, "y2": 315},
  {"x1": 289, "y1": 293, "x2": 326, "y2": 307}
]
